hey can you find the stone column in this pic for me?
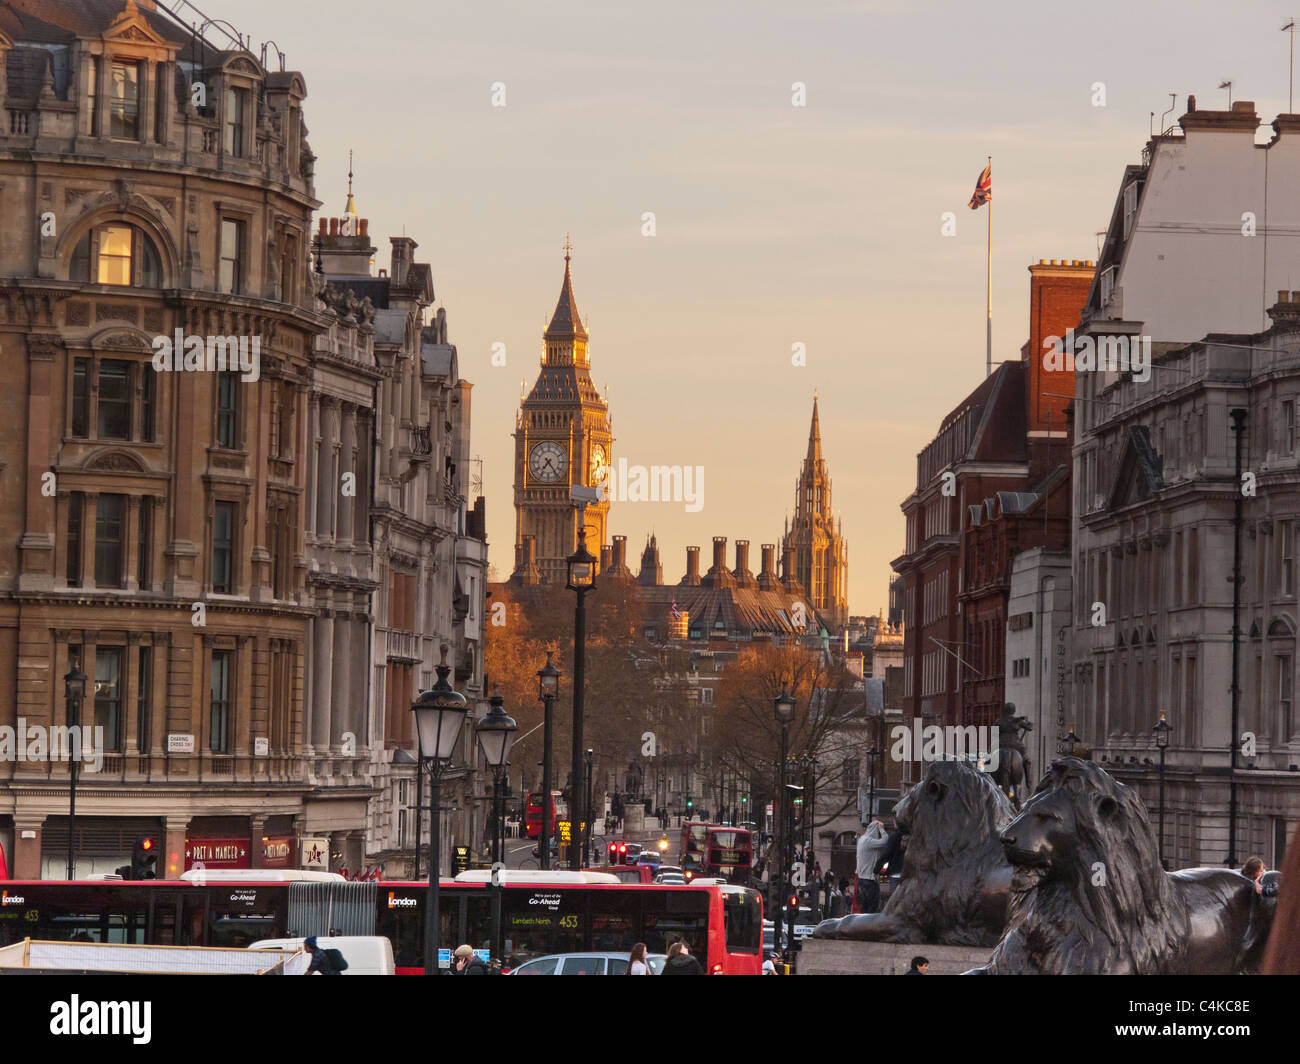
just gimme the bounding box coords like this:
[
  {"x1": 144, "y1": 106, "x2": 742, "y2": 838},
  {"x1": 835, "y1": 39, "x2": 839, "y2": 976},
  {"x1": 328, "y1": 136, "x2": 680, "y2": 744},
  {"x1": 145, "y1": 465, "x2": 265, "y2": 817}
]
[
  {"x1": 124, "y1": 635, "x2": 141, "y2": 755},
  {"x1": 164, "y1": 815, "x2": 189, "y2": 880},
  {"x1": 13, "y1": 816, "x2": 44, "y2": 880},
  {"x1": 249, "y1": 814, "x2": 266, "y2": 869},
  {"x1": 315, "y1": 397, "x2": 334, "y2": 540},
  {"x1": 124, "y1": 495, "x2": 141, "y2": 592},
  {"x1": 311, "y1": 606, "x2": 334, "y2": 750},
  {"x1": 82, "y1": 492, "x2": 98, "y2": 588},
  {"x1": 305, "y1": 391, "x2": 318, "y2": 539},
  {"x1": 338, "y1": 403, "x2": 356, "y2": 548},
  {"x1": 332, "y1": 601, "x2": 353, "y2": 748}
]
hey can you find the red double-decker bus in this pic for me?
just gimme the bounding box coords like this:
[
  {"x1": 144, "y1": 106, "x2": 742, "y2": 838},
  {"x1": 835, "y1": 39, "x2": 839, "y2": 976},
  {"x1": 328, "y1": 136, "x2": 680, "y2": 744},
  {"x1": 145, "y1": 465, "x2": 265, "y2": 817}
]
[
  {"x1": 703, "y1": 827, "x2": 754, "y2": 884},
  {"x1": 680, "y1": 820, "x2": 709, "y2": 866},
  {"x1": 524, "y1": 791, "x2": 566, "y2": 839},
  {"x1": 0, "y1": 870, "x2": 763, "y2": 975}
]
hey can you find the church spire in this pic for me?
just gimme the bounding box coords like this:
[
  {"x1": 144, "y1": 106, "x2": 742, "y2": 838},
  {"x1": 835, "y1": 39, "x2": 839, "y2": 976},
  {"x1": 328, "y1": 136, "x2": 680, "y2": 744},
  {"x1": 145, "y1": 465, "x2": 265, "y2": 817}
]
[
  {"x1": 343, "y1": 150, "x2": 358, "y2": 224},
  {"x1": 544, "y1": 233, "x2": 588, "y2": 342},
  {"x1": 806, "y1": 391, "x2": 823, "y2": 466}
]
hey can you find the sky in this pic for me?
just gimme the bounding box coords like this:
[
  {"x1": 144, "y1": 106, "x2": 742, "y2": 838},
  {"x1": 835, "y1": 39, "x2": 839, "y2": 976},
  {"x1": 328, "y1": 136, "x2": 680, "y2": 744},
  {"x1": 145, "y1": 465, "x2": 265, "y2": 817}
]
[{"x1": 206, "y1": 0, "x2": 1300, "y2": 614}]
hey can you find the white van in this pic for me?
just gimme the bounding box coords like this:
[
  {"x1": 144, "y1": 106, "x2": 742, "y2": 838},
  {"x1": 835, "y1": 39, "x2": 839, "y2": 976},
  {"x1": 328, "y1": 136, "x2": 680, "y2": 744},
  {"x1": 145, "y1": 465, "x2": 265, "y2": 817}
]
[{"x1": 248, "y1": 936, "x2": 395, "y2": 975}]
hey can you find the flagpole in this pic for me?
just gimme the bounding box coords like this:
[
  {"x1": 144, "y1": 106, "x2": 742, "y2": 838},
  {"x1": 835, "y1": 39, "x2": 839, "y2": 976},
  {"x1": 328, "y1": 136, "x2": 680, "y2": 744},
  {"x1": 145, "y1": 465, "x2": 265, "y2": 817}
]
[{"x1": 986, "y1": 154, "x2": 992, "y2": 378}]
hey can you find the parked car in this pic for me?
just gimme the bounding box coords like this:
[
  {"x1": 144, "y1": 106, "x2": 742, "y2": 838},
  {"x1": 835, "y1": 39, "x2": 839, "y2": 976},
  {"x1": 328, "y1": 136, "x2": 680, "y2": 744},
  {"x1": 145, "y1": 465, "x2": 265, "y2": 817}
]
[
  {"x1": 507, "y1": 951, "x2": 667, "y2": 975},
  {"x1": 654, "y1": 873, "x2": 687, "y2": 885}
]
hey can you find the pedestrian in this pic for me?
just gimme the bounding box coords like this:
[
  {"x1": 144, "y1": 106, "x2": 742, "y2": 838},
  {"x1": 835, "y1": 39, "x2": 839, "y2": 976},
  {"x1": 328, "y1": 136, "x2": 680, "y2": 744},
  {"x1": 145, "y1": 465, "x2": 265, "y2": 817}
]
[
  {"x1": 828, "y1": 880, "x2": 846, "y2": 918},
  {"x1": 303, "y1": 936, "x2": 347, "y2": 975},
  {"x1": 661, "y1": 940, "x2": 705, "y2": 975},
  {"x1": 874, "y1": 820, "x2": 905, "y2": 879},
  {"x1": 904, "y1": 955, "x2": 929, "y2": 975},
  {"x1": 1242, "y1": 856, "x2": 1267, "y2": 893},
  {"x1": 453, "y1": 944, "x2": 488, "y2": 974},
  {"x1": 627, "y1": 942, "x2": 651, "y2": 975},
  {"x1": 855, "y1": 819, "x2": 889, "y2": 914}
]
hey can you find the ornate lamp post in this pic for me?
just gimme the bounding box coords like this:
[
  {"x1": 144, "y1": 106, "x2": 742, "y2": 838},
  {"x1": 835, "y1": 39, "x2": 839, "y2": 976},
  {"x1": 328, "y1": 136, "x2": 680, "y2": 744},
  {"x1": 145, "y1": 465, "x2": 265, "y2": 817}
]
[
  {"x1": 773, "y1": 686, "x2": 796, "y2": 958},
  {"x1": 537, "y1": 653, "x2": 561, "y2": 870},
  {"x1": 411, "y1": 647, "x2": 470, "y2": 976},
  {"x1": 64, "y1": 662, "x2": 87, "y2": 880},
  {"x1": 566, "y1": 525, "x2": 598, "y2": 870},
  {"x1": 1063, "y1": 728, "x2": 1080, "y2": 757},
  {"x1": 1153, "y1": 711, "x2": 1171, "y2": 869},
  {"x1": 866, "y1": 744, "x2": 880, "y2": 826},
  {"x1": 476, "y1": 692, "x2": 517, "y2": 865}
]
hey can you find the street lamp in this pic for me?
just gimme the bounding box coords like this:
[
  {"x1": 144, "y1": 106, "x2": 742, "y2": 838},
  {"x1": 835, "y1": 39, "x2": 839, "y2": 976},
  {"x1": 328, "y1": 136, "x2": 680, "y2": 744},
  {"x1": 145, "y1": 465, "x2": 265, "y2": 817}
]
[
  {"x1": 1153, "y1": 711, "x2": 1171, "y2": 869},
  {"x1": 411, "y1": 646, "x2": 470, "y2": 976},
  {"x1": 537, "y1": 653, "x2": 561, "y2": 870},
  {"x1": 64, "y1": 662, "x2": 87, "y2": 880},
  {"x1": 865, "y1": 744, "x2": 880, "y2": 826},
  {"x1": 773, "y1": 686, "x2": 796, "y2": 961},
  {"x1": 565, "y1": 524, "x2": 598, "y2": 870},
  {"x1": 584, "y1": 749, "x2": 595, "y2": 866},
  {"x1": 476, "y1": 692, "x2": 517, "y2": 865},
  {"x1": 1063, "y1": 728, "x2": 1080, "y2": 757}
]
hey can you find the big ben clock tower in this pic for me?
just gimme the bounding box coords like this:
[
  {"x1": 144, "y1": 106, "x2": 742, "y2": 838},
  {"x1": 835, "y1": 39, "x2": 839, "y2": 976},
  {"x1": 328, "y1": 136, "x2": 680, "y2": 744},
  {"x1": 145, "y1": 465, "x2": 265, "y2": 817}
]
[{"x1": 511, "y1": 239, "x2": 612, "y2": 585}]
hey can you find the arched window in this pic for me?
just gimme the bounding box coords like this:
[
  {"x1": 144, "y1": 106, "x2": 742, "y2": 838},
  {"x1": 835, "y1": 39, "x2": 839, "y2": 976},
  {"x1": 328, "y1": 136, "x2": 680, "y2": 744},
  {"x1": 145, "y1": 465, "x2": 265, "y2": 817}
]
[{"x1": 70, "y1": 223, "x2": 162, "y2": 288}]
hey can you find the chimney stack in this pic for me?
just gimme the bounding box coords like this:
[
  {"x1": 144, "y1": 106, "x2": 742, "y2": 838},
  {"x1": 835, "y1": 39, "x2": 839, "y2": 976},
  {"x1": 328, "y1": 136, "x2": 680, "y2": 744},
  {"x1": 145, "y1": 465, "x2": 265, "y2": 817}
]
[
  {"x1": 733, "y1": 540, "x2": 755, "y2": 588},
  {"x1": 682, "y1": 546, "x2": 701, "y2": 586},
  {"x1": 758, "y1": 543, "x2": 779, "y2": 590},
  {"x1": 704, "y1": 536, "x2": 736, "y2": 588},
  {"x1": 781, "y1": 540, "x2": 802, "y2": 592}
]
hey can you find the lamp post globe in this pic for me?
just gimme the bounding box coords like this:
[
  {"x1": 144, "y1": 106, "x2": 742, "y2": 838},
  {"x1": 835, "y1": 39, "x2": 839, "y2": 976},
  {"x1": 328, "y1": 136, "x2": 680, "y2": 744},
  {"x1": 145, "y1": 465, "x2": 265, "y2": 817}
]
[
  {"x1": 410, "y1": 646, "x2": 469, "y2": 977},
  {"x1": 477, "y1": 692, "x2": 517, "y2": 770}
]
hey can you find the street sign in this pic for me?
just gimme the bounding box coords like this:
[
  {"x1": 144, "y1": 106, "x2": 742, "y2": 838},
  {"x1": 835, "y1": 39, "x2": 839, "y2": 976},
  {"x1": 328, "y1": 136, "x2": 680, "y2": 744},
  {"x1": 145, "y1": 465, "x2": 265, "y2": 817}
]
[
  {"x1": 558, "y1": 820, "x2": 571, "y2": 843},
  {"x1": 452, "y1": 846, "x2": 471, "y2": 875}
]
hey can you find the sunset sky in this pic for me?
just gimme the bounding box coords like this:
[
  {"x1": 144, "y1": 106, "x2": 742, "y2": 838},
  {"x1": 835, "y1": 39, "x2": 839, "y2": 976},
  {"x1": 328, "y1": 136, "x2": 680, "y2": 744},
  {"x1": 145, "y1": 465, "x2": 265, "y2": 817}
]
[{"x1": 214, "y1": 0, "x2": 1300, "y2": 613}]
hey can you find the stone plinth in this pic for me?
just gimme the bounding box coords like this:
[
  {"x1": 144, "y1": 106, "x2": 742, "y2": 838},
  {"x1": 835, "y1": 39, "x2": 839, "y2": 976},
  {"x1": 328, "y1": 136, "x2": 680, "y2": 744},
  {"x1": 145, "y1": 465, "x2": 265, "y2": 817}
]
[
  {"x1": 796, "y1": 939, "x2": 991, "y2": 975},
  {"x1": 623, "y1": 805, "x2": 645, "y2": 834}
]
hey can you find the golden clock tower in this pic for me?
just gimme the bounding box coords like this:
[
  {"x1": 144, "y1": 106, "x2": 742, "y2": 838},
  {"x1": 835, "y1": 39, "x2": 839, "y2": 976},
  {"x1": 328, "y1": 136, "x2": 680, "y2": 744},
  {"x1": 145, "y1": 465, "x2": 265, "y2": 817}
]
[{"x1": 510, "y1": 240, "x2": 613, "y2": 585}]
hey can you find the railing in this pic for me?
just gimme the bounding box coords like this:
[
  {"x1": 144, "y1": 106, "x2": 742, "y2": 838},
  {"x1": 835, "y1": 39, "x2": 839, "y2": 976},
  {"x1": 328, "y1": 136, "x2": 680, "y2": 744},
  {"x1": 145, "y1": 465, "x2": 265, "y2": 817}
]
[
  {"x1": 383, "y1": 627, "x2": 420, "y2": 662},
  {"x1": 8, "y1": 110, "x2": 31, "y2": 135},
  {"x1": 202, "y1": 128, "x2": 219, "y2": 152},
  {"x1": 411, "y1": 424, "x2": 432, "y2": 456}
]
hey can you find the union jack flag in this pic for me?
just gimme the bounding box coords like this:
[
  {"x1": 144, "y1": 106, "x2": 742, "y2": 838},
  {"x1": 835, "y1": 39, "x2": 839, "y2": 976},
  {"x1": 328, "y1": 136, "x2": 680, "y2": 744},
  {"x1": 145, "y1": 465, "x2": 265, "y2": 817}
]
[
  {"x1": 968, "y1": 163, "x2": 991, "y2": 209},
  {"x1": 671, "y1": 600, "x2": 681, "y2": 621}
]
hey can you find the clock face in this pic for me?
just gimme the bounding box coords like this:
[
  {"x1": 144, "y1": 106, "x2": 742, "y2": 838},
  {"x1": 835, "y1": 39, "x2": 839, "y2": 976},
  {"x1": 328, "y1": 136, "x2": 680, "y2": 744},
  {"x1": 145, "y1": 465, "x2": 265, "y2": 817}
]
[
  {"x1": 589, "y1": 443, "x2": 608, "y2": 483},
  {"x1": 529, "y1": 441, "x2": 568, "y2": 483}
]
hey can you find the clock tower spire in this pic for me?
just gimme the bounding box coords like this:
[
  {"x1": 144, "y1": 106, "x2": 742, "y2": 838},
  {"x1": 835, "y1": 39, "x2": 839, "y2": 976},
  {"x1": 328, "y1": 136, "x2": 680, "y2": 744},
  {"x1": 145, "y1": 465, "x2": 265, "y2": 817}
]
[{"x1": 511, "y1": 240, "x2": 613, "y2": 585}]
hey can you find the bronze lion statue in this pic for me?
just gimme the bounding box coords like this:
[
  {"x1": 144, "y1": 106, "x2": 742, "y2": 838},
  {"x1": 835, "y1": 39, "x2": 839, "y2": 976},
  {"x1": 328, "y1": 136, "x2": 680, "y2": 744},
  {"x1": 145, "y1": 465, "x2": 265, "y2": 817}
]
[
  {"x1": 972, "y1": 758, "x2": 1280, "y2": 974},
  {"x1": 814, "y1": 759, "x2": 1015, "y2": 946}
]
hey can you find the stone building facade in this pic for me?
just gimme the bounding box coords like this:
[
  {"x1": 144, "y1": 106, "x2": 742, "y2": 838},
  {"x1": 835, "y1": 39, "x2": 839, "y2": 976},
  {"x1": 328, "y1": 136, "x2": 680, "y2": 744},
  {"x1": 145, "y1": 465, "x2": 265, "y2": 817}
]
[
  {"x1": 1070, "y1": 101, "x2": 1300, "y2": 868},
  {"x1": 0, "y1": 0, "x2": 323, "y2": 878},
  {"x1": 782, "y1": 397, "x2": 848, "y2": 632},
  {"x1": 0, "y1": 0, "x2": 487, "y2": 880}
]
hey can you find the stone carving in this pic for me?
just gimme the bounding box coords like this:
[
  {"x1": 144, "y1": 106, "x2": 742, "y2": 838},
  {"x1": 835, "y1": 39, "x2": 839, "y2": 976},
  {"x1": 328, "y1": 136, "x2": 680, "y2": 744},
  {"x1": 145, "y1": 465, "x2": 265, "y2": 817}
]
[
  {"x1": 972, "y1": 758, "x2": 1280, "y2": 974},
  {"x1": 813, "y1": 759, "x2": 1014, "y2": 946},
  {"x1": 991, "y1": 703, "x2": 1033, "y2": 809}
]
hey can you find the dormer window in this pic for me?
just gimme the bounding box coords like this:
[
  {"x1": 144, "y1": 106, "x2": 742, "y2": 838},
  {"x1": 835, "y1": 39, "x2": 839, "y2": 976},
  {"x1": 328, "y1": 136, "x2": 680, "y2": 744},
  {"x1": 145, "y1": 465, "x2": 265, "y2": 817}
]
[
  {"x1": 70, "y1": 223, "x2": 162, "y2": 288},
  {"x1": 225, "y1": 86, "x2": 249, "y2": 158},
  {"x1": 109, "y1": 60, "x2": 141, "y2": 139}
]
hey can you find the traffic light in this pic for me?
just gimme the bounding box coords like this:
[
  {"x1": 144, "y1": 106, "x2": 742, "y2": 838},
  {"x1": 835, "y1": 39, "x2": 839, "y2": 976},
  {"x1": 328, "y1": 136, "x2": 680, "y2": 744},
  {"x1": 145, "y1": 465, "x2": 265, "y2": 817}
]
[
  {"x1": 685, "y1": 796, "x2": 693, "y2": 811},
  {"x1": 618, "y1": 842, "x2": 628, "y2": 865},
  {"x1": 608, "y1": 841, "x2": 618, "y2": 865},
  {"x1": 130, "y1": 837, "x2": 157, "y2": 880}
]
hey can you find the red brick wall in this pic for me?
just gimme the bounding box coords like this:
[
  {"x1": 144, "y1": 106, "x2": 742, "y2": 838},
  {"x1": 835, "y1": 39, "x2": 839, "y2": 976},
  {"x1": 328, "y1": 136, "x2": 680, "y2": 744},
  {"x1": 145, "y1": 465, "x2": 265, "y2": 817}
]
[{"x1": 1025, "y1": 261, "x2": 1094, "y2": 433}]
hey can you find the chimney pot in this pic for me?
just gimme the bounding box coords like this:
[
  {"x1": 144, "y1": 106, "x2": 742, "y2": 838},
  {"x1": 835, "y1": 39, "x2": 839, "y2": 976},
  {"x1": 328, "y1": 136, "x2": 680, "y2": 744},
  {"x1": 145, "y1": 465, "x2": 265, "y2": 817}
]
[
  {"x1": 329, "y1": 217, "x2": 339, "y2": 236},
  {"x1": 359, "y1": 218, "x2": 369, "y2": 236},
  {"x1": 318, "y1": 218, "x2": 328, "y2": 235}
]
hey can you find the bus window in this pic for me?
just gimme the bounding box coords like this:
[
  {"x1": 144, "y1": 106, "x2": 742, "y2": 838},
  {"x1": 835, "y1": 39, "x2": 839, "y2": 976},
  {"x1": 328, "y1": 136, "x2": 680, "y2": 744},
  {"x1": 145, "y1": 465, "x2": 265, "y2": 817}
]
[
  {"x1": 206, "y1": 887, "x2": 284, "y2": 948},
  {"x1": 589, "y1": 890, "x2": 639, "y2": 954},
  {"x1": 377, "y1": 888, "x2": 424, "y2": 969},
  {"x1": 464, "y1": 894, "x2": 494, "y2": 958},
  {"x1": 723, "y1": 890, "x2": 762, "y2": 955},
  {"x1": 641, "y1": 889, "x2": 708, "y2": 957},
  {"x1": 502, "y1": 888, "x2": 584, "y2": 964}
]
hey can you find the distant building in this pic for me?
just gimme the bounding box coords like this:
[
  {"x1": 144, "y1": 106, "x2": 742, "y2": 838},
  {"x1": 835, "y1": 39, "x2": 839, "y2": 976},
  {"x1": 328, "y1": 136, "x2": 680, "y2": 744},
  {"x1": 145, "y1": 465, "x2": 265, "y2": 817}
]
[
  {"x1": 893, "y1": 259, "x2": 1092, "y2": 737},
  {"x1": 782, "y1": 397, "x2": 848, "y2": 632}
]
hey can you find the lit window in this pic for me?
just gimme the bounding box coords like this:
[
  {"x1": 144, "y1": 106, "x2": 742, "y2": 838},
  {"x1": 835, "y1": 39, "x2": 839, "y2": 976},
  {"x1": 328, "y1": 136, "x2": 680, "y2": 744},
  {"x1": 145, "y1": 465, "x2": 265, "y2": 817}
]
[{"x1": 71, "y1": 224, "x2": 161, "y2": 288}]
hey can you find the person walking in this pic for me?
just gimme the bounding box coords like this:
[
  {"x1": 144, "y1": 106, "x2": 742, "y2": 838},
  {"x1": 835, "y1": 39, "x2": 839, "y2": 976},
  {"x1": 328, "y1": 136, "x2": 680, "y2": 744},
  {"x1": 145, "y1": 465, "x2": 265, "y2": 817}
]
[
  {"x1": 661, "y1": 941, "x2": 704, "y2": 975},
  {"x1": 453, "y1": 944, "x2": 488, "y2": 974},
  {"x1": 855, "y1": 819, "x2": 889, "y2": 914},
  {"x1": 303, "y1": 936, "x2": 346, "y2": 975},
  {"x1": 627, "y1": 943, "x2": 651, "y2": 975}
]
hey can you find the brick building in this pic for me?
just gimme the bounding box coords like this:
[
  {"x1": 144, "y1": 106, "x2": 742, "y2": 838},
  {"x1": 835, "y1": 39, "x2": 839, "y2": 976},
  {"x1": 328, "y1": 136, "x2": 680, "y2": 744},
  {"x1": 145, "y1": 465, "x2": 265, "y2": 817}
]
[{"x1": 893, "y1": 260, "x2": 1092, "y2": 754}]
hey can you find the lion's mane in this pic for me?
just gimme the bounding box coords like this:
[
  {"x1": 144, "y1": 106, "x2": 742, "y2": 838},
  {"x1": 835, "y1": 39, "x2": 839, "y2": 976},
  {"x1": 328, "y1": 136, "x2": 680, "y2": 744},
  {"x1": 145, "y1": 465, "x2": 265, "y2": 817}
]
[{"x1": 987, "y1": 758, "x2": 1189, "y2": 974}]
